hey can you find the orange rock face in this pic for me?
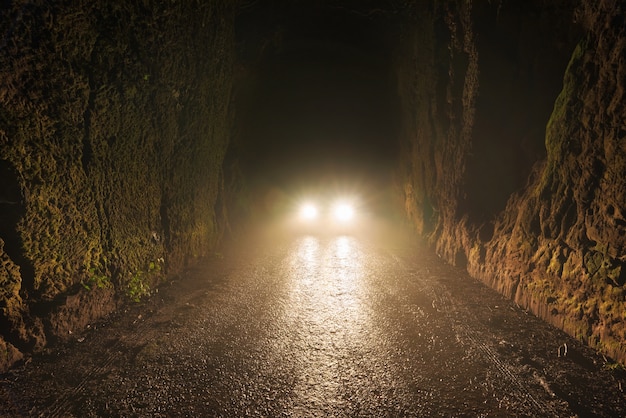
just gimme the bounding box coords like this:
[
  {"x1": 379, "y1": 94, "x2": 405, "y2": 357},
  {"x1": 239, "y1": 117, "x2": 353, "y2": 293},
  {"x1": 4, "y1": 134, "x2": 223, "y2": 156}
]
[{"x1": 398, "y1": 0, "x2": 626, "y2": 363}]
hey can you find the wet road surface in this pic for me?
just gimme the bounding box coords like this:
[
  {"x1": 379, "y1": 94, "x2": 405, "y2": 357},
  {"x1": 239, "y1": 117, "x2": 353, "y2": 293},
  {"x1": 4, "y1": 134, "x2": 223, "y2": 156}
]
[{"x1": 1, "y1": 226, "x2": 625, "y2": 417}]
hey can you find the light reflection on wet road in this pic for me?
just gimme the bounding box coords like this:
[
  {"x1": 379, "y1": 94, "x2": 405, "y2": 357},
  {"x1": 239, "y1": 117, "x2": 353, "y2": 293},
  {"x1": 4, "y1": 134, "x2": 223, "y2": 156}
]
[
  {"x1": 2, "y1": 230, "x2": 625, "y2": 417},
  {"x1": 285, "y1": 236, "x2": 369, "y2": 413},
  {"x1": 275, "y1": 235, "x2": 449, "y2": 416}
]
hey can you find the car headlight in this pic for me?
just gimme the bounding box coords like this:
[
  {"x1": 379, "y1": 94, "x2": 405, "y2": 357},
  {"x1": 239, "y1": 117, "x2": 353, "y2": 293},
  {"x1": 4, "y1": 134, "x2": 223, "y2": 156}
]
[
  {"x1": 300, "y1": 203, "x2": 318, "y2": 220},
  {"x1": 332, "y1": 202, "x2": 354, "y2": 222}
]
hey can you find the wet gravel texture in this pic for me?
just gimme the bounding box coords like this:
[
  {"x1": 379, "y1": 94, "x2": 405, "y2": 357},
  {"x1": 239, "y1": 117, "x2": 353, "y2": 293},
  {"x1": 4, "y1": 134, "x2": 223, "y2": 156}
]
[{"x1": 1, "y1": 226, "x2": 625, "y2": 417}]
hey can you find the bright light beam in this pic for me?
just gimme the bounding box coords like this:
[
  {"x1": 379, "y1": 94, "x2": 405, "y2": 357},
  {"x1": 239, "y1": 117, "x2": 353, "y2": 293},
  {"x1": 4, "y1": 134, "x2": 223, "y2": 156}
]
[
  {"x1": 300, "y1": 203, "x2": 318, "y2": 220},
  {"x1": 333, "y1": 202, "x2": 354, "y2": 222}
]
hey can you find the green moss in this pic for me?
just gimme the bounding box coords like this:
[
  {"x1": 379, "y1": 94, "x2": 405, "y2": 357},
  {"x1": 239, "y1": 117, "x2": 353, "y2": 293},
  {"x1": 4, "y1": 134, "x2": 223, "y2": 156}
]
[
  {"x1": 546, "y1": 36, "x2": 587, "y2": 151},
  {"x1": 584, "y1": 250, "x2": 604, "y2": 276},
  {"x1": 526, "y1": 278, "x2": 558, "y2": 305},
  {"x1": 584, "y1": 246, "x2": 625, "y2": 287},
  {"x1": 547, "y1": 248, "x2": 565, "y2": 276},
  {"x1": 125, "y1": 258, "x2": 165, "y2": 302},
  {"x1": 538, "y1": 36, "x2": 589, "y2": 195},
  {"x1": 599, "y1": 300, "x2": 614, "y2": 316},
  {"x1": 81, "y1": 266, "x2": 112, "y2": 291},
  {"x1": 602, "y1": 361, "x2": 625, "y2": 372},
  {"x1": 564, "y1": 317, "x2": 592, "y2": 342},
  {"x1": 127, "y1": 271, "x2": 150, "y2": 303}
]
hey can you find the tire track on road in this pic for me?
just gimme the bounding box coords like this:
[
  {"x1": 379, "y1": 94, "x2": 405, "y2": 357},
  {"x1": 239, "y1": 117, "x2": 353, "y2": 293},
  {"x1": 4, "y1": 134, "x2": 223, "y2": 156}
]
[
  {"x1": 390, "y1": 249, "x2": 569, "y2": 417},
  {"x1": 428, "y1": 275, "x2": 569, "y2": 417}
]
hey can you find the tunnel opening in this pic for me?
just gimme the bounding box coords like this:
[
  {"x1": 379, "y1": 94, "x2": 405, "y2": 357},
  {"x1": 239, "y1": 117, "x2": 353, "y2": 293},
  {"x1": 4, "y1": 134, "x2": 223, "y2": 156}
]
[{"x1": 234, "y1": 1, "x2": 403, "y2": 221}]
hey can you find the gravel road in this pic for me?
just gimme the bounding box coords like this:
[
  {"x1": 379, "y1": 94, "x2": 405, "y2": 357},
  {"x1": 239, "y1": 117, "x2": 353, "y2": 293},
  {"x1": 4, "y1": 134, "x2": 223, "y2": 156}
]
[{"x1": 1, "y1": 225, "x2": 625, "y2": 417}]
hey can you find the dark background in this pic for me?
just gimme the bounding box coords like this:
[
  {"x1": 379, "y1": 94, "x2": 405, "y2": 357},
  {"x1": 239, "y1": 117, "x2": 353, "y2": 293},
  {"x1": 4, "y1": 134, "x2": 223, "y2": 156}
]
[{"x1": 234, "y1": 1, "x2": 402, "y2": 198}]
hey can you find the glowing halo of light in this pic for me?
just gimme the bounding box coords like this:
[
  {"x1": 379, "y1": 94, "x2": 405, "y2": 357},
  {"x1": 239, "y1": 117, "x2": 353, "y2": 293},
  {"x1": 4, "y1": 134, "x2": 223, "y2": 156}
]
[
  {"x1": 333, "y1": 202, "x2": 354, "y2": 222},
  {"x1": 300, "y1": 202, "x2": 318, "y2": 220}
]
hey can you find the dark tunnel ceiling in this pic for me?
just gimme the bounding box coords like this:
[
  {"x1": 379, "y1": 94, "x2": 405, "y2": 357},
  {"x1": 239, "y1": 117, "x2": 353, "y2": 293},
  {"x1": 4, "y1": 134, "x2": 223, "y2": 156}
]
[{"x1": 235, "y1": 1, "x2": 402, "y2": 190}]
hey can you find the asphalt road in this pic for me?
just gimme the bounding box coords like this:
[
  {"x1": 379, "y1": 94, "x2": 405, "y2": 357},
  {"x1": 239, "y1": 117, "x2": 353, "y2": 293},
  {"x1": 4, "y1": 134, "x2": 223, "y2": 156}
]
[{"x1": 1, "y1": 223, "x2": 625, "y2": 417}]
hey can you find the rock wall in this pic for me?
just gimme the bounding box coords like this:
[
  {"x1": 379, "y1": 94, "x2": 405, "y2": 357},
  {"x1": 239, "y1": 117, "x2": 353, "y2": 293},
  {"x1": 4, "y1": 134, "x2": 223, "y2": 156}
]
[
  {"x1": 0, "y1": 0, "x2": 235, "y2": 371},
  {"x1": 398, "y1": 0, "x2": 626, "y2": 362}
]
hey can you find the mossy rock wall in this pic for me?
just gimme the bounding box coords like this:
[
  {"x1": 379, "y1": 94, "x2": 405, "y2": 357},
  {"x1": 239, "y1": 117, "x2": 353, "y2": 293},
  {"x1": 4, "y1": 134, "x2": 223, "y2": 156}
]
[
  {"x1": 398, "y1": 0, "x2": 626, "y2": 362},
  {"x1": 0, "y1": 0, "x2": 234, "y2": 371}
]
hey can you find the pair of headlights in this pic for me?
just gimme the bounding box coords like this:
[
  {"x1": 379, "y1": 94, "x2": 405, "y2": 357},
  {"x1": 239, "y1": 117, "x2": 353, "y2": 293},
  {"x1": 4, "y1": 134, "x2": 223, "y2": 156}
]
[{"x1": 299, "y1": 201, "x2": 355, "y2": 222}]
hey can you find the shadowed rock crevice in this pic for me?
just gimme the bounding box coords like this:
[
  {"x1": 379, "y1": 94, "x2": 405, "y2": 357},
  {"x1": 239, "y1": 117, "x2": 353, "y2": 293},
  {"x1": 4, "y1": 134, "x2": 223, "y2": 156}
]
[
  {"x1": 461, "y1": 1, "x2": 581, "y2": 223},
  {"x1": 0, "y1": 160, "x2": 34, "y2": 296}
]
